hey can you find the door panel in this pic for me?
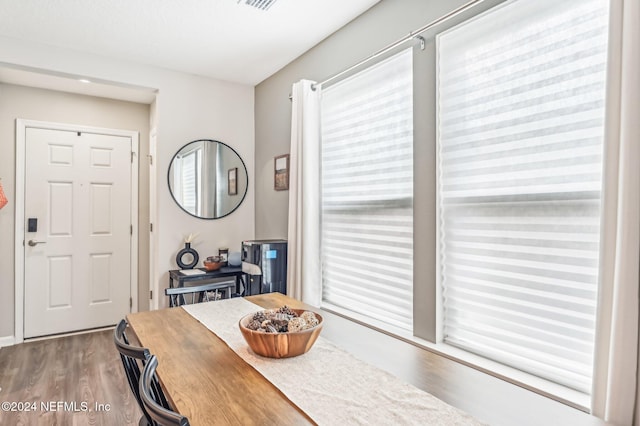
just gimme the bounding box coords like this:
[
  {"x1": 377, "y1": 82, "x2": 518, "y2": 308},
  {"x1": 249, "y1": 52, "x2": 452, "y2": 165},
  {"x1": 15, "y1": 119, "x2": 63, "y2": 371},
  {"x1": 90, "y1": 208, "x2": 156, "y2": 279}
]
[
  {"x1": 24, "y1": 127, "x2": 132, "y2": 338},
  {"x1": 90, "y1": 183, "x2": 113, "y2": 234},
  {"x1": 48, "y1": 255, "x2": 72, "y2": 308},
  {"x1": 49, "y1": 182, "x2": 73, "y2": 235}
]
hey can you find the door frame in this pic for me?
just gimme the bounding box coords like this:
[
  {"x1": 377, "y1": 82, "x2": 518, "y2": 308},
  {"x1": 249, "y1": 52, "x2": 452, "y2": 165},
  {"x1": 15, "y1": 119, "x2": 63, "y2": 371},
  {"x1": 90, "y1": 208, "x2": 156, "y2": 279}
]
[
  {"x1": 14, "y1": 119, "x2": 139, "y2": 343},
  {"x1": 149, "y1": 128, "x2": 159, "y2": 310}
]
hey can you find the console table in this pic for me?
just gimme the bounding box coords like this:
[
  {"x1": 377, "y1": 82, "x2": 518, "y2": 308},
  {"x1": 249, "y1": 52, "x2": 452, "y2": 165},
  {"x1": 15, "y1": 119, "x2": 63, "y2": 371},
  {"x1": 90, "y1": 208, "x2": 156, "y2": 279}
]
[{"x1": 168, "y1": 266, "x2": 245, "y2": 297}]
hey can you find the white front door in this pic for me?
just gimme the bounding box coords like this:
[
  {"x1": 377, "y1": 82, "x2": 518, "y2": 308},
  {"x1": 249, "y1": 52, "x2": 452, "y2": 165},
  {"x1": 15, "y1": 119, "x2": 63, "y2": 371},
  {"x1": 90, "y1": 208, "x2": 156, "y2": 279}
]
[{"x1": 24, "y1": 127, "x2": 132, "y2": 338}]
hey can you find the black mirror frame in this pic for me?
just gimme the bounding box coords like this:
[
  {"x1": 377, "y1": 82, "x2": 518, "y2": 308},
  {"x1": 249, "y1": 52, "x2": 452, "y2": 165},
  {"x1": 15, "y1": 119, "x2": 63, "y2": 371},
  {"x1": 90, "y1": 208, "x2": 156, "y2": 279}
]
[{"x1": 167, "y1": 139, "x2": 249, "y2": 220}]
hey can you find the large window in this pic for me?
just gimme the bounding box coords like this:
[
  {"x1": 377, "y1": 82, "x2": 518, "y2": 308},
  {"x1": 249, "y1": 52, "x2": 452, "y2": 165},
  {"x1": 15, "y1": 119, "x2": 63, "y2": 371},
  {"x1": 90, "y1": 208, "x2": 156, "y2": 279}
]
[
  {"x1": 437, "y1": 0, "x2": 609, "y2": 393},
  {"x1": 312, "y1": 0, "x2": 612, "y2": 401},
  {"x1": 320, "y1": 49, "x2": 414, "y2": 332}
]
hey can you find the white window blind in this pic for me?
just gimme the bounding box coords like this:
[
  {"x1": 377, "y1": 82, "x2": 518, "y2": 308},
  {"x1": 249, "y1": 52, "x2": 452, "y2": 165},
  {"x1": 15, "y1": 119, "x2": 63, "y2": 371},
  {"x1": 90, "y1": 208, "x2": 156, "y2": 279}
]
[
  {"x1": 320, "y1": 49, "x2": 414, "y2": 332},
  {"x1": 179, "y1": 148, "x2": 201, "y2": 215},
  {"x1": 437, "y1": 0, "x2": 609, "y2": 393}
]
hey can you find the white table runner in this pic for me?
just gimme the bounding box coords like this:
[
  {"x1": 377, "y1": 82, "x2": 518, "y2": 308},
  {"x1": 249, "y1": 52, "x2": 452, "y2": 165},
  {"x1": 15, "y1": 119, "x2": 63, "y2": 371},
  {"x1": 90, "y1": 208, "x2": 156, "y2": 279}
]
[{"x1": 183, "y1": 298, "x2": 484, "y2": 425}]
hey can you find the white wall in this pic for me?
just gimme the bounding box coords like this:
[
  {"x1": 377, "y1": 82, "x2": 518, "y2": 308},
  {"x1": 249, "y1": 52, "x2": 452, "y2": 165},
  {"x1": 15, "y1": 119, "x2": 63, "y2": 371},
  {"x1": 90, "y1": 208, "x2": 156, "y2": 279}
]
[
  {"x1": 0, "y1": 36, "x2": 255, "y2": 339},
  {"x1": 153, "y1": 74, "x2": 255, "y2": 307}
]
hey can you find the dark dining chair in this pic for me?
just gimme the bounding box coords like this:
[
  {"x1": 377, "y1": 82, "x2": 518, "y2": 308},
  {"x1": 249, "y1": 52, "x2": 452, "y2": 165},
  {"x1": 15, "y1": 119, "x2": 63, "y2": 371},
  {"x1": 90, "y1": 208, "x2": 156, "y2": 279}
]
[
  {"x1": 164, "y1": 280, "x2": 234, "y2": 307},
  {"x1": 114, "y1": 319, "x2": 169, "y2": 426},
  {"x1": 140, "y1": 355, "x2": 190, "y2": 426}
]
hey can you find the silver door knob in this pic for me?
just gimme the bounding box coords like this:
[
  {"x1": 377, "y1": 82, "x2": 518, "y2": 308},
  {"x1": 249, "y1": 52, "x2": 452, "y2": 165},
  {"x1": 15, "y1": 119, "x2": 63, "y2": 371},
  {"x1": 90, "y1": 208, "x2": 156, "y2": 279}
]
[{"x1": 28, "y1": 239, "x2": 47, "y2": 247}]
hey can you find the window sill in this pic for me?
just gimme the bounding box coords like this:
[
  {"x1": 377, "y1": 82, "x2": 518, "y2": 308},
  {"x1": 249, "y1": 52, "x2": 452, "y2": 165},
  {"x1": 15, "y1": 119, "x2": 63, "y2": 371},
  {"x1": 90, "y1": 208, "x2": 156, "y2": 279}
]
[
  {"x1": 409, "y1": 337, "x2": 591, "y2": 411},
  {"x1": 321, "y1": 304, "x2": 591, "y2": 413}
]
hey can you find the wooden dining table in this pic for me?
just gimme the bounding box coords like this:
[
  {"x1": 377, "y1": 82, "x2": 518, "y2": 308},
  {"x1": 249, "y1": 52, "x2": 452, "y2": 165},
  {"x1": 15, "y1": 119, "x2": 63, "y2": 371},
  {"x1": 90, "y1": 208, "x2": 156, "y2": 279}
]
[
  {"x1": 126, "y1": 293, "x2": 316, "y2": 425},
  {"x1": 127, "y1": 293, "x2": 610, "y2": 426}
]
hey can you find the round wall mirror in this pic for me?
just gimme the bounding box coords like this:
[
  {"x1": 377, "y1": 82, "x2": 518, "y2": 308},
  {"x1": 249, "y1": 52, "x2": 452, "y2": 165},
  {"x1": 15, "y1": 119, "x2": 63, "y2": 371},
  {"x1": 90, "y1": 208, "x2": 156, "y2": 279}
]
[{"x1": 168, "y1": 139, "x2": 248, "y2": 219}]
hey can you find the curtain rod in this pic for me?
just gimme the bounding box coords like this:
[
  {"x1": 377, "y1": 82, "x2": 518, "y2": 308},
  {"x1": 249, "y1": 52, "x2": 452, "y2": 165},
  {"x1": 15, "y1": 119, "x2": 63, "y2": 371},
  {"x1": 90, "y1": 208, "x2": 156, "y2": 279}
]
[{"x1": 310, "y1": 0, "x2": 487, "y2": 91}]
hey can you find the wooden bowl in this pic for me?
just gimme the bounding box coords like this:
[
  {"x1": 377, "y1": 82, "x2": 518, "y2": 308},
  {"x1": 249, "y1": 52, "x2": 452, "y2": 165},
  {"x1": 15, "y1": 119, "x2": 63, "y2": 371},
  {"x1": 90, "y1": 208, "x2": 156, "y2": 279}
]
[
  {"x1": 203, "y1": 260, "x2": 223, "y2": 271},
  {"x1": 239, "y1": 309, "x2": 323, "y2": 358}
]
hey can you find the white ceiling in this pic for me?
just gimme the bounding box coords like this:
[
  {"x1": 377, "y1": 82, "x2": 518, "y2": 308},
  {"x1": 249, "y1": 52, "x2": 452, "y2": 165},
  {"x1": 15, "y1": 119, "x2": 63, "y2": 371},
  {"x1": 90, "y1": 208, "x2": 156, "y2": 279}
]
[{"x1": 0, "y1": 0, "x2": 380, "y2": 87}]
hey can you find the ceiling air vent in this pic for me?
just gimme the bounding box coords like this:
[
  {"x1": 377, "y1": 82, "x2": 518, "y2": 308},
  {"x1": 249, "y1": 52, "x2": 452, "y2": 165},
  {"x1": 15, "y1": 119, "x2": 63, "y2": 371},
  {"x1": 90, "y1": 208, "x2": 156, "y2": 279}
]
[{"x1": 239, "y1": 0, "x2": 277, "y2": 11}]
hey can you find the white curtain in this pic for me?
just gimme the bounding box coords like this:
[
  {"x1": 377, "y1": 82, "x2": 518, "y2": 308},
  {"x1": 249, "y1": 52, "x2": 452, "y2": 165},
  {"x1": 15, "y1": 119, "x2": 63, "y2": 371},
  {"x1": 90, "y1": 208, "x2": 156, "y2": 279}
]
[
  {"x1": 286, "y1": 79, "x2": 322, "y2": 306},
  {"x1": 591, "y1": 0, "x2": 640, "y2": 424}
]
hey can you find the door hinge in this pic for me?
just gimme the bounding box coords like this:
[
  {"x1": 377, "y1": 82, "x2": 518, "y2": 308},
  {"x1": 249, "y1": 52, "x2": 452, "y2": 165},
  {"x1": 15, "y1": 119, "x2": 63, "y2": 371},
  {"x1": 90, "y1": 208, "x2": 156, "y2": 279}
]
[
  {"x1": 150, "y1": 223, "x2": 153, "y2": 232},
  {"x1": 130, "y1": 297, "x2": 133, "y2": 308},
  {"x1": 131, "y1": 151, "x2": 135, "y2": 163},
  {"x1": 150, "y1": 290, "x2": 153, "y2": 300},
  {"x1": 130, "y1": 225, "x2": 133, "y2": 235},
  {"x1": 147, "y1": 154, "x2": 153, "y2": 165}
]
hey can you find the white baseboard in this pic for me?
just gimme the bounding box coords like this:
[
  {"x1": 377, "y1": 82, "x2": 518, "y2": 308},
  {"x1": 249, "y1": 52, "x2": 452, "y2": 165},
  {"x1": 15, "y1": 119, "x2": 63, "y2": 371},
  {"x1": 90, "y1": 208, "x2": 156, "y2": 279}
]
[{"x1": 0, "y1": 335, "x2": 15, "y2": 348}]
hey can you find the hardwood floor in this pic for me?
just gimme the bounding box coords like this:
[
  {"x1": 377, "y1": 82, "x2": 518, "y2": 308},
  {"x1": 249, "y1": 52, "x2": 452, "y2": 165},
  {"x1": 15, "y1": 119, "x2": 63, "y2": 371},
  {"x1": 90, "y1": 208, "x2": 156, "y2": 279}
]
[{"x1": 0, "y1": 329, "x2": 142, "y2": 426}]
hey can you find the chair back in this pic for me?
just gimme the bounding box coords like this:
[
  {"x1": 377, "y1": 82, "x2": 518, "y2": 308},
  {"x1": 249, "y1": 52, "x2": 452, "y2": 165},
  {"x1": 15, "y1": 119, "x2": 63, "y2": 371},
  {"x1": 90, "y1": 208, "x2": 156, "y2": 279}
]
[
  {"x1": 114, "y1": 320, "x2": 169, "y2": 425},
  {"x1": 140, "y1": 355, "x2": 190, "y2": 426},
  {"x1": 164, "y1": 280, "x2": 233, "y2": 307}
]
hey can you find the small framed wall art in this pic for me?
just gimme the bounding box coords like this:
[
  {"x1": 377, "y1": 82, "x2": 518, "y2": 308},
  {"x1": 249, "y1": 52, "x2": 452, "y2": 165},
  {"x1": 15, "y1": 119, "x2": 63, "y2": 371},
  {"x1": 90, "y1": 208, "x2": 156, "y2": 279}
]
[
  {"x1": 274, "y1": 154, "x2": 289, "y2": 191},
  {"x1": 228, "y1": 167, "x2": 238, "y2": 195}
]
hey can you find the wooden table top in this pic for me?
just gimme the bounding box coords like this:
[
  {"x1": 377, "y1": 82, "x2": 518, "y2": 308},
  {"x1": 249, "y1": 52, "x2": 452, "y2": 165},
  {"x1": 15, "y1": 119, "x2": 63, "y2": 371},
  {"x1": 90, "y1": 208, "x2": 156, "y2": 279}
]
[{"x1": 126, "y1": 293, "x2": 315, "y2": 426}]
